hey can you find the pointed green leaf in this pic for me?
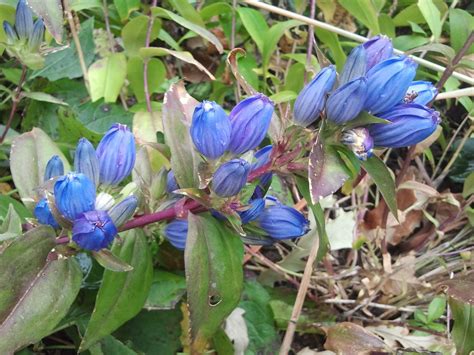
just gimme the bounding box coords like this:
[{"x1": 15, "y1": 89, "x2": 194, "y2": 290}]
[
  {"x1": 338, "y1": 0, "x2": 380, "y2": 34},
  {"x1": 113, "y1": 0, "x2": 140, "y2": 22},
  {"x1": 28, "y1": 0, "x2": 64, "y2": 43},
  {"x1": 80, "y1": 229, "x2": 153, "y2": 351},
  {"x1": 0, "y1": 204, "x2": 22, "y2": 241},
  {"x1": 417, "y1": 0, "x2": 441, "y2": 41},
  {"x1": 89, "y1": 53, "x2": 127, "y2": 103},
  {"x1": 186, "y1": 213, "x2": 244, "y2": 353}
]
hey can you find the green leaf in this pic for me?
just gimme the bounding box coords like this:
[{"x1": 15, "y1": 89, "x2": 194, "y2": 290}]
[
  {"x1": 0, "y1": 5, "x2": 15, "y2": 56},
  {"x1": 360, "y1": 155, "x2": 398, "y2": 219},
  {"x1": 69, "y1": 0, "x2": 101, "y2": 11},
  {"x1": 92, "y1": 249, "x2": 134, "y2": 272},
  {"x1": 79, "y1": 229, "x2": 153, "y2": 351},
  {"x1": 10, "y1": 127, "x2": 71, "y2": 203},
  {"x1": 417, "y1": 0, "x2": 441, "y2": 41},
  {"x1": 122, "y1": 15, "x2": 161, "y2": 56},
  {"x1": 0, "y1": 204, "x2": 22, "y2": 241},
  {"x1": 162, "y1": 82, "x2": 203, "y2": 188},
  {"x1": 379, "y1": 14, "x2": 396, "y2": 37},
  {"x1": 449, "y1": 9, "x2": 474, "y2": 55},
  {"x1": 0, "y1": 227, "x2": 82, "y2": 353},
  {"x1": 127, "y1": 57, "x2": 166, "y2": 103},
  {"x1": 152, "y1": 7, "x2": 223, "y2": 53},
  {"x1": 185, "y1": 213, "x2": 244, "y2": 353},
  {"x1": 441, "y1": 275, "x2": 474, "y2": 354},
  {"x1": 309, "y1": 138, "x2": 350, "y2": 204},
  {"x1": 76, "y1": 100, "x2": 133, "y2": 133},
  {"x1": 31, "y1": 18, "x2": 95, "y2": 81},
  {"x1": 262, "y1": 20, "x2": 302, "y2": 69},
  {"x1": 338, "y1": 0, "x2": 380, "y2": 34},
  {"x1": 89, "y1": 53, "x2": 127, "y2": 103},
  {"x1": 407, "y1": 43, "x2": 455, "y2": 60},
  {"x1": 0, "y1": 195, "x2": 32, "y2": 221},
  {"x1": 237, "y1": 7, "x2": 269, "y2": 54},
  {"x1": 27, "y1": 0, "x2": 63, "y2": 43},
  {"x1": 463, "y1": 172, "x2": 474, "y2": 198},
  {"x1": 145, "y1": 270, "x2": 186, "y2": 310},
  {"x1": 392, "y1": 35, "x2": 430, "y2": 51},
  {"x1": 140, "y1": 47, "x2": 215, "y2": 80},
  {"x1": 393, "y1": 0, "x2": 447, "y2": 27},
  {"x1": 168, "y1": 0, "x2": 204, "y2": 27},
  {"x1": 21, "y1": 91, "x2": 69, "y2": 105},
  {"x1": 113, "y1": 0, "x2": 140, "y2": 22},
  {"x1": 200, "y1": 2, "x2": 233, "y2": 21},
  {"x1": 269, "y1": 90, "x2": 297, "y2": 104},
  {"x1": 344, "y1": 111, "x2": 390, "y2": 130},
  {"x1": 427, "y1": 296, "x2": 446, "y2": 322},
  {"x1": 58, "y1": 114, "x2": 103, "y2": 145},
  {"x1": 315, "y1": 28, "x2": 346, "y2": 71}
]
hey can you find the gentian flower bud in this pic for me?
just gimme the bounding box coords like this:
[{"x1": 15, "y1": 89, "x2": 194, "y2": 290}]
[
  {"x1": 212, "y1": 159, "x2": 250, "y2": 197},
  {"x1": 326, "y1": 77, "x2": 367, "y2": 124},
  {"x1": 404, "y1": 81, "x2": 438, "y2": 105},
  {"x1": 72, "y1": 210, "x2": 117, "y2": 251},
  {"x1": 293, "y1": 66, "x2": 337, "y2": 127},
  {"x1": 3, "y1": 21, "x2": 17, "y2": 44},
  {"x1": 166, "y1": 170, "x2": 179, "y2": 193},
  {"x1": 364, "y1": 56, "x2": 417, "y2": 114},
  {"x1": 44, "y1": 155, "x2": 64, "y2": 181},
  {"x1": 369, "y1": 103, "x2": 441, "y2": 148},
  {"x1": 95, "y1": 192, "x2": 115, "y2": 210},
  {"x1": 257, "y1": 205, "x2": 309, "y2": 240},
  {"x1": 15, "y1": 0, "x2": 33, "y2": 40},
  {"x1": 340, "y1": 46, "x2": 367, "y2": 85},
  {"x1": 229, "y1": 94, "x2": 274, "y2": 154},
  {"x1": 341, "y1": 128, "x2": 374, "y2": 160},
  {"x1": 363, "y1": 35, "x2": 393, "y2": 70},
  {"x1": 239, "y1": 198, "x2": 265, "y2": 224},
  {"x1": 96, "y1": 124, "x2": 136, "y2": 186},
  {"x1": 75, "y1": 138, "x2": 100, "y2": 187},
  {"x1": 164, "y1": 219, "x2": 188, "y2": 250},
  {"x1": 34, "y1": 198, "x2": 59, "y2": 228},
  {"x1": 28, "y1": 19, "x2": 44, "y2": 51},
  {"x1": 54, "y1": 172, "x2": 96, "y2": 220},
  {"x1": 108, "y1": 195, "x2": 138, "y2": 227},
  {"x1": 190, "y1": 101, "x2": 231, "y2": 159}
]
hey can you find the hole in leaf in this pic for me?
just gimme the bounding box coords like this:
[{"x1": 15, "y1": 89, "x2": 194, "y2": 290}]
[{"x1": 208, "y1": 293, "x2": 222, "y2": 307}]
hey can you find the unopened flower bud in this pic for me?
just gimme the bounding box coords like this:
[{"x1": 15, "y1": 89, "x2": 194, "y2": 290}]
[
  {"x1": 75, "y1": 138, "x2": 100, "y2": 187},
  {"x1": 44, "y1": 155, "x2": 64, "y2": 181},
  {"x1": 229, "y1": 94, "x2": 274, "y2": 154},
  {"x1": 96, "y1": 124, "x2": 136, "y2": 186},
  {"x1": 95, "y1": 192, "x2": 115, "y2": 210},
  {"x1": 340, "y1": 46, "x2": 367, "y2": 85},
  {"x1": 72, "y1": 210, "x2": 117, "y2": 251},
  {"x1": 164, "y1": 219, "x2": 188, "y2": 250},
  {"x1": 341, "y1": 128, "x2": 374, "y2": 160},
  {"x1": 369, "y1": 103, "x2": 441, "y2": 148},
  {"x1": 403, "y1": 81, "x2": 437, "y2": 105},
  {"x1": 15, "y1": 0, "x2": 33, "y2": 40},
  {"x1": 54, "y1": 172, "x2": 96, "y2": 220},
  {"x1": 34, "y1": 198, "x2": 59, "y2": 228},
  {"x1": 326, "y1": 77, "x2": 367, "y2": 124},
  {"x1": 3, "y1": 21, "x2": 17, "y2": 44},
  {"x1": 166, "y1": 170, "x2": 179, "y2": 194},
  {"x1": 28, "y1": 18, "x2": 44, "y2": 51},
  {"x1": 293, "y1": 66, "x2": 336, "y2": 127},
  {"x1": 363, "y1": 35, "x2": 393, "y2": 70},
  {"x1": 212, "y1": 159, "x2": 250, "y2": 197},
  {"x1": 257, "y1": 205, "x2": 309, "y2": 240},
  {"x1": 365, "y1": 56, "x2": 417, "y2": 114},
  {"x1": 108, "y1": 195, "x2": 137, "y2": 227},
  {"x1": 190, "y1": 101, "x2": 231, "y2": 159},
  {"x1": 239, "y1": 198, "x2": 265, "y2": 224}
]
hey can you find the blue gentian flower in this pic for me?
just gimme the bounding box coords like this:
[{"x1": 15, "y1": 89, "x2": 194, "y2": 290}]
[
  {"x1": 364, "y1": 56, "x2": 417, "y2": 114},
  {"x1": 369, "y1": 103, "x2": 441, "y2": 148},
  {"x1": 212, "y1": 159, "x2": 250, "y2": 197},
  {"x1": 164, "y1": 219, "x2": 188, "y2": 250},
  {"x1": 54, "y1": 172, "x2": 96, "y2": 220},
  {"x1": 72, "y1": 210, "x2": 117, "y2": 251},
  {"x1": 326, "y1": 77, "x2": 367, "y2": 124},
  {"x1": 251, "y1": 145, "x2": 273, "y2": 190},
  {"x1": 15, "y1": 0, "x2": 33, "y2": 40},
  {"x1": 34, "y1": 198, "x2": 59, "y2": 228},
  {"x1": 239, "y1": 198, "x2": 265, "y2": 224},
  {"x1": 257, "y1": 205, "x2": 309, "y2": 240},
  {"x1": 404, "y1": 81, "x2": 438, "y2": 105},
  {"x1": 229, "y1": 94, "x2": 274, "y2": 154},
  {"x1": 28, "y1": 18, "x2": 44, "y2": 51},
  {"x1": 108, "y1": 195, "x2": 138, "y2": 227},
  {"x1": 339, "y1": 46, "x2": 367, "y2": 85},
  {"x1": 190, "y1": 101, "x2": 231, "y2": 159},
  {"x1": 75, "y1": 138, "x2": 100, "y2": 187},
  {"x1": 44, "y1": 155, "x2": 64, "y2": 181},
  {"x1": 166, "y1": 170, "x2": 179, "y2": 193},
  {"x1": 293, "y1": 66, "x2": 337, "y2": 127},
  {"x1": 363, "y1": 35, "x2": 394, "y2": 70},
  {"x1": 96, "y1": 124, "x2": 136, "y2": 186},
  {"x1": 341, "y1": 128, "x2": 374, "y2": 160},
  {"x1": 3, "y1": 21, "x2": 18, "y2": 44}
]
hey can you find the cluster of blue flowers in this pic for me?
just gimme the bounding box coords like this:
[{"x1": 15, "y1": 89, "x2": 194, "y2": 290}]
[
  {"x1": 34, "y1": 124, "x2": 138, "y2": 251},
  {"x1": 294, "y1": 35, "x2": 440, "y2": 159},
  {"x1": 164, "y1": 95, "x2": 310, "y2": 249}
]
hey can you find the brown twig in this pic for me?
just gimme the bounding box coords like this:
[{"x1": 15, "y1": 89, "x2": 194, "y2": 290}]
[
  {"x1": 0, "y1": 65, "x2": 27, "y2": 144},
  {"x1": 143, "y1": 0, "x2": 159, "y2": 114}
]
